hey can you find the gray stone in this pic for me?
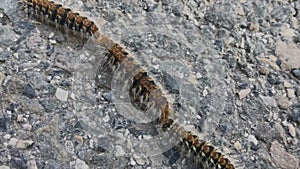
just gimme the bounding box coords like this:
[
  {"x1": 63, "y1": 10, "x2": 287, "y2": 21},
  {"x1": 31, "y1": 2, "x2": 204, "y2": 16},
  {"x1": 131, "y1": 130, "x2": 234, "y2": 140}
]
[
  {"x1": 291, "y1": 69, "x2": 300, "y2": 78},
  {"x1": 286, "y1": 89, "x2": 296, "y2": 99},
  {"x1": 234, "y1": 141, "x2": 242, "y2": 150},
  {"x1": 276, "y1": 41, "x2": 300, "y2": 70},
  {"x1": 258, "y1": 65, "x2": 270, "y2": 75},
  {"x1": 12, "y1": 157, "x2": 27, "y2": 169},
  {"x1": 8, "y1": 138, "x2": 18, "y2": 147},
  {"x1": 270, "y1": 141, "x2": 298, "y2": 169},
  {"x1": 75, "y1": 159, "x2": 90, "y2": 169},
  {"x1": 287, "y1": 124, "x2": 296, "y2": 137},
  {"x1": 260, "y1": 95, "x2": 277, "y2": 107},
  {"x1": 276, "y1": 96, "x2": 290, "y2": 109},
  {"x1": 0, "y1": 71, "x2": 5, "y2": 85},
  {"x1": 16, "y1": 140, "x2": 34, "y2": 149},
  {"x1": 27, "y1": 160, "x2": 38, "y2": 169},
  {"x1": 55, "y1": 88, "x2": 68, "y2": 101},
  {"x1": 0, "y1": 118, "x2": 7, "y2": 131},
  {"x1": 115, "y1": 145, "x2": 125, "y2": 157},
  {"x1": 0, "y1": 166, "x2": 10, "y2": 169},
  {"x1": 238, "y1": 88, "x2": 251, "y2": 99},
  {"x1": 23, "y1": 84, "x2": 36, "y2": 99}
]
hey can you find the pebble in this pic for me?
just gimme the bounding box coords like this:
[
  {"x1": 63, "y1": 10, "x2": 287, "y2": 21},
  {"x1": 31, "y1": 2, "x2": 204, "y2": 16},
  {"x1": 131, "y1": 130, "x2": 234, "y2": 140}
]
[
  {"x1": 233, "y1": 141, "x2": 242, "y2": 150},
  {"x1": 291, "y1": 69, "x2": 300, "y2": 78},
  {"x1": 48, "y1": 32, "x2": 55, "y2": 39},
  {"x1": 0, "y1": 118, "x2": 7, "y2": 131},
  {"x1": 133, "y1": 154, "x2": 146, "y2": 165},
  {"x1": 270, "y1": 141, "x2": 298, "y2": 169},
  {"x1": 276, "y1": 96, "x2": 290, "y2": 109},
  {"x1": 256, "y1": 57, "x2": 280, "y2": 71},
  {"x1": 237, "y1": 6, "x2": 245, "y2": 16},
  {"x1": 23, "y1": 84, "x2": 36, "y2": 99},
  {"x1": 16, "y1": 140, "x2": 34, "y2": 149},
  {"x1": 258, "y1": 65, "x2": 270, "y2": 75},
  {"x1": 3, "y1": 134, "x2": 11, "y2": 139},
  {"x1": 238, "y1": 88, "x2": 251, "y2": 99},
  {"x1": 12, "y1": 157, "x2": 27, "y2": 169},
  {"x1": 260, "y1": 95, "x2": 277, "y2": 107},
  {"x1": 27, "y1": 160, "x2": 38, "y2": 169},
  {"x1": 247, "y1": 22, "x2": 259, "y2": 32},
  {"x1": 287, "y1": 124, "x2": 296, "y2": 137},
  {"x1": 22, "y1": 124, "x2": 32, "y2": 131},
  {"x1": 196, "y1": 72, "x2": 202, "y2": 79},
  {"x1": 75, "y1": 158, "x2": 89, "y2": 169},
  {"x1": 49, "y1": 39, "x2": 57, "y2": 45},
  {"x1": 17, "y1": 115, "x2": 24, "y2": 123},
  {"x1": 0, "y1": 71, "x2": 5, "y2": 85},
  {"x1": 286, "y1": 89, "x2": 296, "y2": 99},
  {"x1": 2, "y1": 75, "x2": 11, "y2": 86},
  {"x1": 274, "y1": 122, "x2": 287, "y2": 145},
  {"x1": 130, "y1": 157, "x2": 136, "y2": 166},
  {"x1": 283, "y1": 80, "x2": 292, "y2": 88},
  {"x1": 115, "y1": 145, "x2": 125, "y2": 157},
  {"x1": 276, "y1": 41, "x2": 300, "y2": 70},
  {"x1": 55, "y1": 88, "x2": 68, "y2": 101},
  {"x1": 248, "y1": 134, "x2": 258, "y2": 146},
  {"x1": 8, "y1": 138, "x2": 18, "y2": 147},
  {"x1": 0, "y1": 166, "x2": 9, "y2": 169},
  {"x1": 74, "y1": 135, "x2": 83, "y2": 144},
  {"x1": 102, "y1": 115, "x2": 110, "y2": 123}
]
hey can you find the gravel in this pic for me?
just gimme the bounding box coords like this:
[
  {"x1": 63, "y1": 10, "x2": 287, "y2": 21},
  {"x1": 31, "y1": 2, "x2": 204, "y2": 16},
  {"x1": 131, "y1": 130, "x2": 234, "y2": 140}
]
[{"x1": 0, "y1": 0, "x2": 299, "y2": 169}]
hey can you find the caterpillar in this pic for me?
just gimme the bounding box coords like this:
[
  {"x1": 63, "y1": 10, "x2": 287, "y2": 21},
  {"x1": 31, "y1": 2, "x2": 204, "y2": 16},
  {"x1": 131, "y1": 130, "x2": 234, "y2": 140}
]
[
  {"x1": 23, "y1": 0, "x2": 99, "y2": 35},
  {"x1": 22, "y1": 0, "x2": 235, "y2": 168}
]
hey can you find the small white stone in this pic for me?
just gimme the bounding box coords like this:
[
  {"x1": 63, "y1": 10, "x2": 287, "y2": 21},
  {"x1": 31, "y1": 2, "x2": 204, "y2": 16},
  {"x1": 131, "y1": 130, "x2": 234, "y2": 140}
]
[
  {"x1": 102, "y1": 115, "x2": 109, "y2": 123},
  {"x1": 48, "y1": 32, "x2": 55, "y2": 39},
  {"x1": 238, "y1": 88, "x2": 251, "y2": 99},
  {"x1": 115, "y1": 145, "x2": 125, "y2": 157},
  {"x1": 22, "y1": 124, "x2": 32, "y2": 131},
  {"x1": 17, "y1": 114, "x2": 24, "y2": 123},
  {"x1": 287, "y1": 124, "x2": 296, "y2": 137},
  {"x1": 70, "y1": 92, "x2": 76, "y2": 100},
  {"x1": 234, "y1": 141, "x2": 242, "y2": 150},
  {"x1": 55, "y1": 88, "x2": 68, "y2": 101},
  {"x1": 130, "y1": 157, "x2": 136, "y2": 166},
  {"x1": 3, "y1": 134, "x2": 11, "y2": 139},
  {"x1": 286, "y1": 89, "x2": 295, "y2": 99},
  {"x1": 203, "y1": 88, "x2": 208, "y2": 97},
  {"x1": 49, "y1": 39, "x2": 56, "y2": 45},
  {"x1": 196, "y1": 72, "x2": 202, "y2": 79},
  {"x1": 248, "y1": 134, "x2": 258, "y2": 146},
  {"x1": 75, "y1": 158, "x2": 89, "y2": 169}
]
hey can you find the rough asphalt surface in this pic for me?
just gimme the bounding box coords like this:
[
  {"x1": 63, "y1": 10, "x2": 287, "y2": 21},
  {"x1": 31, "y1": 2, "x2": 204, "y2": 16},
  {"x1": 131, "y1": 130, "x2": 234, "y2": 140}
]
[{"x1": 0, "y1": 0, "x2": 299, "y2": 169}]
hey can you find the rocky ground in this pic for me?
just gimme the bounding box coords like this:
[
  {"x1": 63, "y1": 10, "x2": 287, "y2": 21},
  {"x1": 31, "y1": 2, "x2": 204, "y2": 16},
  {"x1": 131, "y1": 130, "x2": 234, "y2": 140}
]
[{"x1": 0, "y1": 0, "x2": 299, "y2": 169}]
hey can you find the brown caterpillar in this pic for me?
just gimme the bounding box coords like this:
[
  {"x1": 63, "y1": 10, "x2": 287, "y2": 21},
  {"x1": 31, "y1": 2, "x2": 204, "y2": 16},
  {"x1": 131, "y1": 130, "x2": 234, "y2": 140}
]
[
  {"x1": 23, "y1": 0, "x2": 98, "y2": 35},
  {"x1": 22, "y1": 0, "x2": 235, "y2": 168},
  {"x1": 105, "y1": 46, "x2": 235, "y2": 169}
]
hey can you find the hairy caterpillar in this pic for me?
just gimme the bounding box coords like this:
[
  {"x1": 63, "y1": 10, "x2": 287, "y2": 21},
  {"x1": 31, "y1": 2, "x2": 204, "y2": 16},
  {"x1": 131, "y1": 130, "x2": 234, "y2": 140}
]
[
  {"x1": 22, "y1": 0, "x2": 235, "y2": 168},
  {"x1": 23, "y1": 0, "x2": 98, "y2": 35}
]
